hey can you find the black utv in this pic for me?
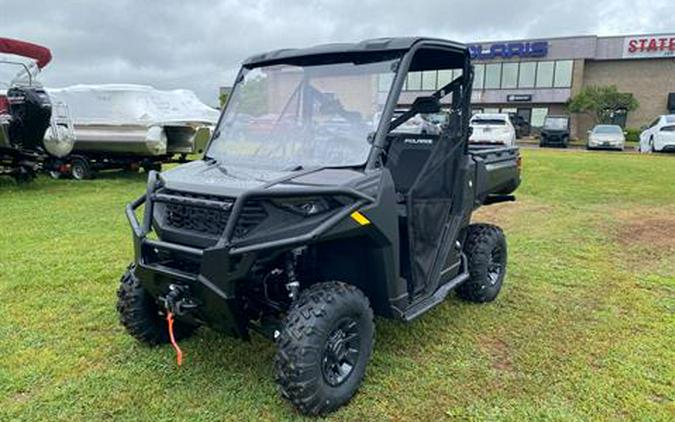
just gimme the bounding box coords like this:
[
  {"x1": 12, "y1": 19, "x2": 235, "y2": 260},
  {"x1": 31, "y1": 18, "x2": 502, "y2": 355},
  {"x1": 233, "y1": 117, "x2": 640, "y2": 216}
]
[
  {"x1": 539, "y1": 114, "x2": 571, "y2": 148},
  {"x1": 118, "y1": 37, "x2": 521, "y2": 415}
]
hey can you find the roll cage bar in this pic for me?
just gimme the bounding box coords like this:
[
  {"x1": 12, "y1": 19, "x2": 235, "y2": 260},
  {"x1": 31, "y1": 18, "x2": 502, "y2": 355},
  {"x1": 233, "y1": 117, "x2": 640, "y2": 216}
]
[{"x1": 366, "y1": 40, "x2": 472, "y2": 170}]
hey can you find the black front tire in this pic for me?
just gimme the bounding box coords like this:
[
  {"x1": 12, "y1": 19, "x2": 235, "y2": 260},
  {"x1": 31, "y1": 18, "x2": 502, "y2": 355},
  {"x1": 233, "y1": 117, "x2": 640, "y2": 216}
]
[
  {"x1": 116, "y1": 266, "x2": 197, "y2": 345},
  {"x1": 275, "y1": 281, "x2": 374, "y2": 416},
  {"x1": 457, "y1": 224, "x2": 507, "y2": 303}
]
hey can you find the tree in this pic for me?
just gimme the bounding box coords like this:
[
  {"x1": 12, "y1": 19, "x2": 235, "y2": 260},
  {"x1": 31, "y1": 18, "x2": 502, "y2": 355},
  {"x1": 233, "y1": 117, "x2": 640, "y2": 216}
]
[{"x1": 566, "y1": 85, "x2": 639, "y2": 124}]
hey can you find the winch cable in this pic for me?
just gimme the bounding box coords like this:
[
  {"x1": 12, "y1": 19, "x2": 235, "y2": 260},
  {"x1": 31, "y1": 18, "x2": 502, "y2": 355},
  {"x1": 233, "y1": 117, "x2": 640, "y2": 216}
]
[{"x1": 166, "y1": 312, "x2": 183, "y2": 366}]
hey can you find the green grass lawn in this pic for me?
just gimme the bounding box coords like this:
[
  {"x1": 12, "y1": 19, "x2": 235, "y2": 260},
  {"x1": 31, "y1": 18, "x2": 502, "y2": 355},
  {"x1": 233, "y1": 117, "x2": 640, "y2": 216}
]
[{"x1": 1, "y1": 150, "x2": 673, "y2": 421}]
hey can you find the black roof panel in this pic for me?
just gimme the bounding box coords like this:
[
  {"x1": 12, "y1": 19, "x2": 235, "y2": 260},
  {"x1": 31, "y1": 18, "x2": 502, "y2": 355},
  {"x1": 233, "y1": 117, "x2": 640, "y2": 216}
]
[{"x1": 242, "y1": 37, "x2": 468, "y2": 67}]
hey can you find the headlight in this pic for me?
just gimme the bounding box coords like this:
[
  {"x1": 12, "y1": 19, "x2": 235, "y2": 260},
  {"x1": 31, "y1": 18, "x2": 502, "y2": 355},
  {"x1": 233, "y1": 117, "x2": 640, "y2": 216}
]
[{"x1": 272, "y1": 197, "x2": 335, "y2": 217}]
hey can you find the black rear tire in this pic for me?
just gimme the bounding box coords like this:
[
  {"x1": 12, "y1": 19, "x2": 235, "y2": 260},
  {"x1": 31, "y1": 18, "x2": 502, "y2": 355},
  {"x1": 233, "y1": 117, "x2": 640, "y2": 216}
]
[
  {"x1": 457, "y1": 224, "x2": 507, "y2": 303},
  {"x1": 116, "y1": 265, "x2": 197, "y2": 345},
  {"x1": 275, "y1": 281, "x2": 374, "y2": 416},
  {"x1": 70, "y1": 157, "x2": 93, "y2": 180}
]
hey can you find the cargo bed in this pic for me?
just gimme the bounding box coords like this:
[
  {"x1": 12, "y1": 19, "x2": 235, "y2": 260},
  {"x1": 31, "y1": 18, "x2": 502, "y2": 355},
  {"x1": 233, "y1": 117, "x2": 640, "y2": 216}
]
[{"x1": 468, "y1": 145, "x2": 521, "y2": 205}]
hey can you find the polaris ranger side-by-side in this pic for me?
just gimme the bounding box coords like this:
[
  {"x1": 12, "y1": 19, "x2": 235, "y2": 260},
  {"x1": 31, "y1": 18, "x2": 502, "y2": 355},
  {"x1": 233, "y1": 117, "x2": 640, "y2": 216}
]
[
  {"x1": 117, "y1": 37, "x2": 521, "y2": 415},
  {"x1": 539, "y1": 114, "x2": 571, "y2": 148}
]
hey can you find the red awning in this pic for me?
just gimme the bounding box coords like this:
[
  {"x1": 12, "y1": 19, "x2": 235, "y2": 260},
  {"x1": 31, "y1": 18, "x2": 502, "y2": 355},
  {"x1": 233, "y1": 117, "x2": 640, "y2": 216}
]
[{"x1": 0, "y1": 37, "x2": 52, "y2": 69}]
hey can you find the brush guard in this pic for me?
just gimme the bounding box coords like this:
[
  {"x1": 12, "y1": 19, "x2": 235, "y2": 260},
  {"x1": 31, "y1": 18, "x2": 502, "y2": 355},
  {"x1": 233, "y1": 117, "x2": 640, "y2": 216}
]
[{"x1": 125, "y1": 171, "x2": 374, "y2": 338}]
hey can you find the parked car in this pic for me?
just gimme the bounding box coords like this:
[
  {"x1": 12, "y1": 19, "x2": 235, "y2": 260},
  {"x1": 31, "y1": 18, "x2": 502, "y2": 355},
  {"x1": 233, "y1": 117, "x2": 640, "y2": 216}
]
[
  {"x1": 639, "y1": 114, "x2": 675, "y2": 153},
  {"x1": 117, "y1": 37, "x2": 521, "y2": 416},
  {"x1": 587, "y1": 124, "x2": 625, "y2": 150},
  {"x1": 469, "y1": 113, "x2": 516, "y2": 146},
  {"x1": 539, "y1": 115, "x2": 570, "y2": 148},
  {"x1": 375, "y1": 110, "x2": 441, "y2": 135}
]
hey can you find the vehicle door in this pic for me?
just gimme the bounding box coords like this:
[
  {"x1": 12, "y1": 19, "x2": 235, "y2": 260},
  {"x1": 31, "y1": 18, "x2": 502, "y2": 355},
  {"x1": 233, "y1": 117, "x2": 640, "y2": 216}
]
[{"x1": 383, "y1": 46, "x2": 472, "y2": 299}]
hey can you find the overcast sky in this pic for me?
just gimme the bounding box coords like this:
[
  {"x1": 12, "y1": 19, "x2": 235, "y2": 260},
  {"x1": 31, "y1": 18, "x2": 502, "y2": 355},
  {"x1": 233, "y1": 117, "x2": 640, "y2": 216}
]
[{"x1": 1, "y1": 0, "x2": 673, "y2": 105}]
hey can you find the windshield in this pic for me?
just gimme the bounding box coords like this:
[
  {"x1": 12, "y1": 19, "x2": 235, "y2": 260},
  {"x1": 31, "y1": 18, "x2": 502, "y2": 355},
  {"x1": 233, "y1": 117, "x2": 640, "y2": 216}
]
[
  {"x1": 207, "y1": 57, "x2": 400, "y2": 170},
  {"x1": 593, "y1": 125, "x2": 622, "y2": 134},
  {"x1": 543, "y1": 117, "x2": 568, "y2": 130},
  {"x1": 0, "y1": 58, "x2": 39, "y2": 88}
]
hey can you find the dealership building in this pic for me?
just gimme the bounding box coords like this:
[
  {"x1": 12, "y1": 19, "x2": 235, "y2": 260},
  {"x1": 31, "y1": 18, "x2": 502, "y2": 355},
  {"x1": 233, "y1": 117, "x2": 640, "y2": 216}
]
[{"x1": 398, "y1": 33, "x2": 675, "y2": 138}]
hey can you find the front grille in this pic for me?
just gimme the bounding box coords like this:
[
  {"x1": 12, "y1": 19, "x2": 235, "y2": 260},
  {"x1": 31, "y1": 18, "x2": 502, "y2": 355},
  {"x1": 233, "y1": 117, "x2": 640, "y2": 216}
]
[{"x1": 158, "y1": 189, "x2": 267, "y2": 238}]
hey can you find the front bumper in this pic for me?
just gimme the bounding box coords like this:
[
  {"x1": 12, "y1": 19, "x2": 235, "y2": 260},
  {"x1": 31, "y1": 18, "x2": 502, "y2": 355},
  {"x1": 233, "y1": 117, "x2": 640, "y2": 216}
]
[
  {"x1": 540, "y1": 135, "x2": 567, "y2": 145},
  {"x1": 588, "y1": 140, "x2": 624, "y2": 149},
  {"x1": 125, "y1": 171, "x2": 372, "y2": 337}
]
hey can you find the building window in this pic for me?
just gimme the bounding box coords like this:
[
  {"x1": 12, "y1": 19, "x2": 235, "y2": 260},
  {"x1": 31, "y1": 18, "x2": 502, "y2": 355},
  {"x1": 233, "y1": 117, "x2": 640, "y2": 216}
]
[
  {"x1": 437, "y1": 69, "x2": 453, "y2": 89},
  {"x1": 484, "y1": 63, "x2": 501, "y2": 89},
  {"x1": 452, "y1": 68, "x2": 463, "y2": 81},
  {"x1": 473, "y1": 64, "x2": 485, "y2": 90},
  {"x1": 554, "y1": 60, "x2": 573, "y2": 88},
  {"x1": 518, "y1": 62, "x2": 536, "y2": 88},
  {"x1": 483, "y1": 107, "x2": 500, "y2": 114},
  {"x1": 535, "y1": 61, "x2": 554, "y2": 88},
  {"x1": 501, "y1": 62, "x2": 518, "y2": 89},
  {"x1": 407, "y1": 71, "x2": 422, "y2": 91},
  {"x1": 422, "y1": 70, "x2": 436, "y2": 91},
  {"x1": 531, "y1": 107, "x2": 549, "y2": 127}
]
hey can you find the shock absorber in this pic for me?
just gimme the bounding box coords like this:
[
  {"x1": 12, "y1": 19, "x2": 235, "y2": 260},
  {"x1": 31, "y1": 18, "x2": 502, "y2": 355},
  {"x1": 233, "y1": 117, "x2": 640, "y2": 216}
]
[{"x1": 285, "y1": 248, "x2": 303, "y2": 300}]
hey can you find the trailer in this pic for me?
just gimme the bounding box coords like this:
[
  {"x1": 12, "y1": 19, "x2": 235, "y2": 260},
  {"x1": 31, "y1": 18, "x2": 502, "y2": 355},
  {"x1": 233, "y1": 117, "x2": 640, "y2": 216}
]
[{"x1": 45, "y1": 84, "x2": 219, "y2": 179}]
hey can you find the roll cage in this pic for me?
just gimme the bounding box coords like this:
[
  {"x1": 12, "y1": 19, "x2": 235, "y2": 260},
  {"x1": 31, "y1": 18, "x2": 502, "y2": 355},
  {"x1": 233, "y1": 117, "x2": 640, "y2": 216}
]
[{"x1": 209, "y1": 37, "x2": 473, "y2": 171}]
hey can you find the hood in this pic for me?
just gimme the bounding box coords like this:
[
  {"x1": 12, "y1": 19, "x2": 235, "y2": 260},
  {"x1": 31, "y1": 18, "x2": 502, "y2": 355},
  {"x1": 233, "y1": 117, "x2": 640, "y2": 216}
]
[{"x1": 161, "y1": 159, "x2": 365, "y2": 197}]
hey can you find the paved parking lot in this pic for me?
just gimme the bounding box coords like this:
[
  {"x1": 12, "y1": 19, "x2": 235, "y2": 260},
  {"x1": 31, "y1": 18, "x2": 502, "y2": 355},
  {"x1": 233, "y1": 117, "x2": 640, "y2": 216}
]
[{"x1": 516, "y1": 138, "x2": 642, "y2": 153}]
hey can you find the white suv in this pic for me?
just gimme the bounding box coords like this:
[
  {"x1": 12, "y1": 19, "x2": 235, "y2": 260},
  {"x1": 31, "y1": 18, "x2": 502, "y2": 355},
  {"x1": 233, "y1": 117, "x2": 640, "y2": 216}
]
[
  {"x1": 639, "y1": 114, "x2": 675, "y2": 153},
  {"x1": 469, "y1": 113, "x2": 516, "y2": 147}
]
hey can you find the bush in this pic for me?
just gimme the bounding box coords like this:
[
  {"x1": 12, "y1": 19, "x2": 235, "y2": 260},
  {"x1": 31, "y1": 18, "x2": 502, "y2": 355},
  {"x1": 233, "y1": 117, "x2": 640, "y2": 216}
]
[{"x1": 625, "y1": 127, "x2": 641, "y2": 143}]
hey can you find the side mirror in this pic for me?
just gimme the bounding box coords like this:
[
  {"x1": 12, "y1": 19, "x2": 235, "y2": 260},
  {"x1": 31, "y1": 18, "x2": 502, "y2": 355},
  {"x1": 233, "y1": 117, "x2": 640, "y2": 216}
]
[{"x1": 411, "y1": 96, "x2": 441, "y2": 114}]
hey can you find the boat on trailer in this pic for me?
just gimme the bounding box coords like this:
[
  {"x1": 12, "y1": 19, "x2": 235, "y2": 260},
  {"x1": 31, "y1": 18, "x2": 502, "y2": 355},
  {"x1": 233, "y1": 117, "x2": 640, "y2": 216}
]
[{"x1": 44, "y1": 84, "x2": 219, "y2": 179}]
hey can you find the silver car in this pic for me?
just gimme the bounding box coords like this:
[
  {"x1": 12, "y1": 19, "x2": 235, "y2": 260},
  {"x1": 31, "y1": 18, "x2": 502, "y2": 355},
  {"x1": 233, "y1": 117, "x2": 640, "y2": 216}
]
[{"x1": 587, "y1": 124, "x2": 625, "y2": 150}]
